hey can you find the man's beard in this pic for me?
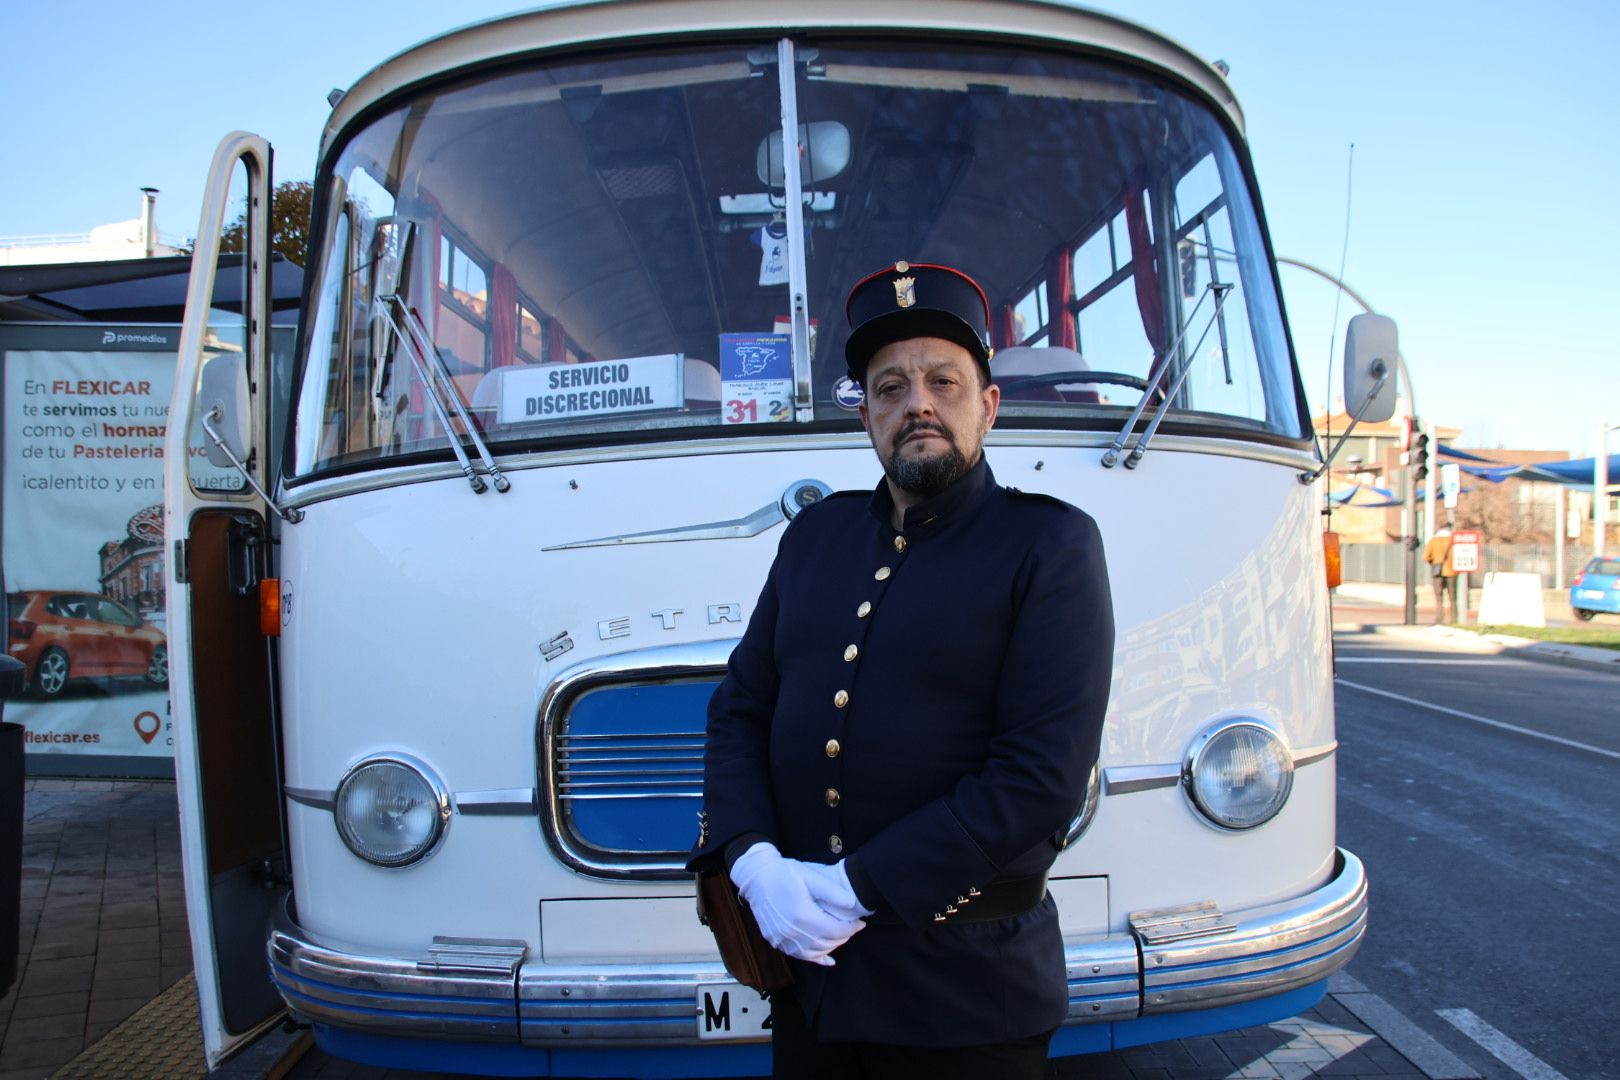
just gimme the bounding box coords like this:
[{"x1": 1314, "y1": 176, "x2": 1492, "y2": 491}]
[{"x1": 882, "y1": 422, "x2": 974, "y2": 497}]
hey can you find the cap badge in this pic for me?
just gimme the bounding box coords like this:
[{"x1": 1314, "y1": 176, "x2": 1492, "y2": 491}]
[{"x1": 893, "y1": 275, "x2": 916, "y2": 309}]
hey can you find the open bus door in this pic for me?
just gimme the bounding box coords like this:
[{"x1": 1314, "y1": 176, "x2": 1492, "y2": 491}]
[{"x1": 164, "y1": 132, "x2": 289, "y2": 1067}]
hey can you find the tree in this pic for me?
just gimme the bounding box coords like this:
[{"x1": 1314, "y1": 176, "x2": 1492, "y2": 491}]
[{"x1": 184, "y1": 180, "x2": 314, "y2": 268}]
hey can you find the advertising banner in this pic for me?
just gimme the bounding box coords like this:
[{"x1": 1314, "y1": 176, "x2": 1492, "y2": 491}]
[{"x1": 1, "y1": 324, "x2": 236, "y2": 771}]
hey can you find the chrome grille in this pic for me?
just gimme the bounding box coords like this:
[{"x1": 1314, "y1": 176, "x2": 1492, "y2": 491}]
[
  {"x1": 556, "y1": 732, "x2": 705, "y2": 800},
  {"x1": 539, "y1": 641, "x2": 736, "y2": 880}
]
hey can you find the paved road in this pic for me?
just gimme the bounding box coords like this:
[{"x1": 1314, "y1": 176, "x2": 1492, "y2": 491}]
[{"x1": 1333, "y1": 628, "x2": 1620, "y2": 1080}]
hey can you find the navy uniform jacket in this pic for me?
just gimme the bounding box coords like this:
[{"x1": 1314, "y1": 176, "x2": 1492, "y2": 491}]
[{"x1": 690, "y1": 455, "x2": 1114, "y2": 1046}]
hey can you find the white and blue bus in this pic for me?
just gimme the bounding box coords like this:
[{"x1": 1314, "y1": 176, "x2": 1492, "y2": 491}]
[{"x1": 166, "y1": 1, "x2": 1390, "y2": 1073}]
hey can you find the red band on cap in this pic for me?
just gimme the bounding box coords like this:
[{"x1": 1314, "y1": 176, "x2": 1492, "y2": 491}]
[{"x1": 845, "y1": 261, "x2": 991, "y2": 324}]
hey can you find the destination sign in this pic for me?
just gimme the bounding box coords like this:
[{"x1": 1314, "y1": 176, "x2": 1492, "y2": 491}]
[{"x1": 497, "y1": 354, "x2": 683, "y2": 424}]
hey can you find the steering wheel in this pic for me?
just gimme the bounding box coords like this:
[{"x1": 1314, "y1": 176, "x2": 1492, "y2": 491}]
[
  {"x1": 984, "y1": 369, "x2": 1153, "y2": 395},
  {"x1": 995, "y1": 370, "x2": 1153, "y2": 394}
]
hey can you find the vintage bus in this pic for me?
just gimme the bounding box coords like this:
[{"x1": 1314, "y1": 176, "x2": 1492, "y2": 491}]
[{"x1": 165, "y1": 1, "x2": 1393, "y2": 1073}]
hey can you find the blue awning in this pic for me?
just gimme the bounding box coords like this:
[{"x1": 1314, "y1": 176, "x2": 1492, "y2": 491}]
[{"x1": 1435, "y1": 447, "x2": 1619, "y2": 488}]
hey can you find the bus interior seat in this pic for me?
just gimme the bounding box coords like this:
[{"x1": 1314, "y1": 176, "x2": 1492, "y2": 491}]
[
  {"x1": 684, "y1": 358, "x2": 720, "y2": 408},
  {"x1": 470, "y1": 368, "x2": 506, "y2": 412},
  {"x1": 993, "y1": 345, "x2": 1101, "y2": 403}
]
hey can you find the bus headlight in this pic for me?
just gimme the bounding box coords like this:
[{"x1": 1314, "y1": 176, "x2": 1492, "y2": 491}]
[
  {"x1": 334, "y1": 755, "x2": 451, "y2": 867},
  {"x1": 1183, "y1": 721, "x2": 1293, "y2": 830}
]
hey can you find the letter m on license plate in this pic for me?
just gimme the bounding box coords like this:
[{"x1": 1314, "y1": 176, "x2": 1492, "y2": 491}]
[{"x1": 696, "y1": 982, "x2": 772, "y2": 1040}]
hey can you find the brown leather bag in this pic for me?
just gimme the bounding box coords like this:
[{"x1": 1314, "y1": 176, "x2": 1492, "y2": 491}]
[{"x1": 695, "y1": 870, "x2": 793, "y2": 992}]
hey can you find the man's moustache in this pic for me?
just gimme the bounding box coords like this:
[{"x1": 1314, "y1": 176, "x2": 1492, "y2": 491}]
[{"x1": 897, "y1": 423, "x2": 951, "y2": 447}]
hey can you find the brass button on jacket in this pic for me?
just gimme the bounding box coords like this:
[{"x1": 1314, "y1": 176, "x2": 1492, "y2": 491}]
[
  {"x1": 843, "y1": 644, "x2": 858, "y2": 662},
  {"x1": 825, "y1": 739, "x2": 841, "y2": 758},
  {"x1": 875, "y1": 566, "x2": 892, "y2": 581},
  {"x1": 825, "y1": 788, "x2": 841, "y2": 807},
  {"x1": 828, "y1": 835, "x2": 843, "y2": 854},
  {"x1": 894, "y1": 535, "x2": 907, "y2": 553},
  {"x1": 856, "y1": 600, "x2": 872, "y2": 618},
  {"x1": 833, "y1": 689, "x2": 849, "y2": 708}
]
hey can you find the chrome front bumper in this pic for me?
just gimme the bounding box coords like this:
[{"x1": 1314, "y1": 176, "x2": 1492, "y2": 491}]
[{"x1": 268, "y1": 848, "x2": 1366, "y2": 1045}]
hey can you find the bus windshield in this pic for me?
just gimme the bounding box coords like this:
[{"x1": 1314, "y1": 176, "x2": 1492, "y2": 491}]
[{"x1": 289, "y1": 37, "x2": 1302, "y2": 480}]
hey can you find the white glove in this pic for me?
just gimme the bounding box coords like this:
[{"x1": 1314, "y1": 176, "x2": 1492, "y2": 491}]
[
  {"x1": 799, "y1": 859, "x2": 875, "y2": 921},
  {"x1": 730, "y1": 843, "x2": 866, "y2": 965}
]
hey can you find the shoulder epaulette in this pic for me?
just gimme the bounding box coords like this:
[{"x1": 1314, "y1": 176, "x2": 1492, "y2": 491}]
[
  {"x1": 1003, "y1": 487, "x2": 1074, "y2": 511},
  {"x1": 820, "y1": 489, "x2": 869, "y2": 502}
]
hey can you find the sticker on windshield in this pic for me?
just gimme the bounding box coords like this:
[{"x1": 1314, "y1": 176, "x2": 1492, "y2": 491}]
[
  {"x1": 719, "y1": 333, "x2": 791, "y2": 424},
  {"x1": 496, "y1": 354, "x2": 683, "y2": 424},
  {"x1": 832, "y1": 376, "x2": 864, "y2": 410}
]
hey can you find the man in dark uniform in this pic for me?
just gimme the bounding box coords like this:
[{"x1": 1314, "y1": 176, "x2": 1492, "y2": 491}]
[{"x1": 691, "y1": 262, "x2": 1114, "y2": 1078}]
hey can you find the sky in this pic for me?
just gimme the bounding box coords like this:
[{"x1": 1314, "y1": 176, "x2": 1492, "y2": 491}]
[{"x1": 2, "y1": 1, "x2": 1616, "y2": 457}]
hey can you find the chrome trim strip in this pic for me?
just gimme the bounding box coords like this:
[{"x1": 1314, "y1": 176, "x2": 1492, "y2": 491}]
[
  {"x1": 1105, "y1": 740, "x2": 1334, "y2": 798},
  {"x1": 542, "y1": 499, "x2": 784, "y2": 550},
  {"x1": 455, "y1": 788, "x2": 539, "y2": 816},
  {"x1": 1102, "y1": 763, "x2": 1180, "y2": 795},
  {"x1": 538, "y1": 641, "x2": 738, "y2": 880},
  {"x1": 284, "y1": 786, "x2": 335, "y2": 811},
  {"x1": 1293, "y1": 741, "x2": 1337, "y2": 769},
  {"x1": 267, "y1": 850, "x2": 1366, "y2": 1044},
  {"x1": 281, "y1": 429, "x2": 1316, "y2": 511}
]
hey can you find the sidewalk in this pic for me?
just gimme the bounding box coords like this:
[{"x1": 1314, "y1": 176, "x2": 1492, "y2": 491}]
[
  {"x1": 0, "y1": 779, "x2": 194, "y2": 1079},
  {"x1": 0, "y1": 787, "x2": 1457, "y2": 1080},
  {"x1": 1334, "y1": 581, "x2": 1620, "y2": 675}
]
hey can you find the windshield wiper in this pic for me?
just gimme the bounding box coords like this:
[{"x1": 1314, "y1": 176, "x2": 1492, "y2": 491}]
[
  {"x1": 1101, "y1": 281, "x2": 1233, "y2": 470},
  {"x1": 375, "y1": 294, "x2": 510, "y2": 494}
]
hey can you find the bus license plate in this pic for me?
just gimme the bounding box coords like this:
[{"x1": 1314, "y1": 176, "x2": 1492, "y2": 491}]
[{"x1": 696, "y1": 982, "x2": 772, "y2": 1040}]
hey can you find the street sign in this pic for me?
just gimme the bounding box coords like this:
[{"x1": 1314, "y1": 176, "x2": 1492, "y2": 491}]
[
  {"x1": 1440, "y1": 463, "x2": 1460, "y2": 509},
  {"x1": 1452, "y1": 529, "x2": 1482, "y2": 573}
]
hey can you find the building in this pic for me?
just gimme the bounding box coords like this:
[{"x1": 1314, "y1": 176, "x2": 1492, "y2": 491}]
[
  {"x1": 1312, "y1": 403, "x2": 1461, "y2": 544},
  {"x1": 0, "y1": 190, "x2": 182, "y2": 267},
  {"x1": 99, "y1": 505, "x2": 166, "y2": 624}
]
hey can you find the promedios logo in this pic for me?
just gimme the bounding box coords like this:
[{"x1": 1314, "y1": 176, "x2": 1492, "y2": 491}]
[{"x1": 100, "y1": 330, "x2": 171, "y2": 346}]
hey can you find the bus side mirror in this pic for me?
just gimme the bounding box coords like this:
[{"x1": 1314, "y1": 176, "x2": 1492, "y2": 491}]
[
  {"x1": 1343, "y1": 314, "x2": 1398, "y2": 425},
  {"x1": 198, "y1": 352, "x2": 253, "y2": 470}
]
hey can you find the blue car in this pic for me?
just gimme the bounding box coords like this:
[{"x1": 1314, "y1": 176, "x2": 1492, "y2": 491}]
[{"x1": 1570, "y1": 557, "x2": 1620, "y2": 619}]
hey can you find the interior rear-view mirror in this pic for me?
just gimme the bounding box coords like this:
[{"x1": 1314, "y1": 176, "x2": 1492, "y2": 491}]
[
  {"x1": 757, "y1": 121, "x2": 851, "y2": 187},
  {"x1": 1343, "y1": 313, "x2": 1398, "y2": 424}
]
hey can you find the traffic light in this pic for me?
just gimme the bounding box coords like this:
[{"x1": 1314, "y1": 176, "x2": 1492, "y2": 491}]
[{"x1": 1412, "y1": 431, "x2": 1430, "y2": 483}]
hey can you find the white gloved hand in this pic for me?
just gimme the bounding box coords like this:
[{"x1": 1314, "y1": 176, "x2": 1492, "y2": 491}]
[
  {"x1": 799, "y1": 859, "x2": 875, "y2": 921},
  {"x1": 730, "y1": 843, "x2": 866, "y2": 965}
]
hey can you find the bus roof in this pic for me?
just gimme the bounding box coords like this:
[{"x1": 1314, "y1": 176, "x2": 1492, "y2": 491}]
[{"x1": 321, "y1": 0, "x2": 1243, "y2": 162}]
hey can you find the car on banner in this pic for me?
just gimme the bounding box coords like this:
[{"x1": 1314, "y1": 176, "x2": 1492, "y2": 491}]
[
  {"x1": 5, "y1": 590, "x2": 168, "y2": 698},
  {"x1": 1569, "y1": 557, "x2": 1620, "y2": 620}
]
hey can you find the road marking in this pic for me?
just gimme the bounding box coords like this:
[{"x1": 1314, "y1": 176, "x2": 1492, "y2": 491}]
[
  {"x1": 1436, "y1": 1008, "x2": 1569, "y2": 1080},
  {"x1": 1336, "y1": 679, "x2": 1620, "y2": 761},
  {"x1": 1329, "y1": 974, "x2": 1480, "y2": 1079},
  {"x1": 1335, "y1": 658, "x2": 1505, "y2": 664}
]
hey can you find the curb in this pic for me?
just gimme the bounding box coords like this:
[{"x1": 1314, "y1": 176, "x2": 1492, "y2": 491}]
[{"x1": 1364, "y1": 622, "x2": 1620, "y2": 676}]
